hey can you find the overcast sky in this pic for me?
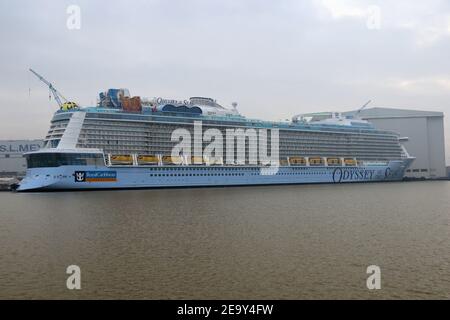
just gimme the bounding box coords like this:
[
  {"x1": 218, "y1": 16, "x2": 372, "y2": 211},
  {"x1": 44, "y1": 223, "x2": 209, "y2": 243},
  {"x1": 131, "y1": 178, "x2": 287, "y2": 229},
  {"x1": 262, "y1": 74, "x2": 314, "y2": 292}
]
[{"x1": 0, "y1": 0, "x2": 449, "y2": 163}]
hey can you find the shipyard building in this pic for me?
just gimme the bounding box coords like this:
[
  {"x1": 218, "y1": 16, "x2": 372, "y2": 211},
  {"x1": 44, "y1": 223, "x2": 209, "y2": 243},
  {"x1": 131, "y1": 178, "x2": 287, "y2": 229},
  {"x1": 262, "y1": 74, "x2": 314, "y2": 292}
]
[
  {"x1": 0, "y1": 140, "x2": 43, "y2": 177},
  {"x1": 345, "y1": 108, "x2": 447, "y2": 179}
]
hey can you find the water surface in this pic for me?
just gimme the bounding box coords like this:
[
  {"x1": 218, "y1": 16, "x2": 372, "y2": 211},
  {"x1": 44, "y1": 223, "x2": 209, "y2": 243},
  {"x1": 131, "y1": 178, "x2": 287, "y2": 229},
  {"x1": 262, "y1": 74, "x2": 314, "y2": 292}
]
[{"x1": 0, "y1": 181, "x2": 449, "y2": 299}]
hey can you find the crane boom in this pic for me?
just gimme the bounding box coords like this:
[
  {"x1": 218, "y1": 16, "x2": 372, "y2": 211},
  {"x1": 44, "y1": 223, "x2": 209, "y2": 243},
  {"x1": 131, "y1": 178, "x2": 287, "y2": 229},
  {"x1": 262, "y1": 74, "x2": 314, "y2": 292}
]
[
  {"x1": 356, "y1": 100, "x2": 372, "y2": 116},
  {"x1": 29, "y1": 68, "x2": 69, "y2": 108}
]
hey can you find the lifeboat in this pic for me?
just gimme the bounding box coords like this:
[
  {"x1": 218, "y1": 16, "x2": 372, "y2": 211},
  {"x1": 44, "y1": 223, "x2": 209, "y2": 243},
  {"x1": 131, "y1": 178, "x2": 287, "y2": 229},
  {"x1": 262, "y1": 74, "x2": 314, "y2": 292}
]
[
  {"x1": 327, "y1": 158, "x2": 342, "y2": 166},
  {"x1": 289, "y1": 157, "x2": 307, "y2": 166},
  {"x1": 309, "y1": 157, "x2": 324, "y2": 166},
  {"x1": 137, "y1": 155, "x2": 159, "y2": 165},
  {"x1": 110, "y1": 155, "x2": 133, "y2": 165},
  {"x1": 162, "y1": 155, "x2": 183, "y2": 165},
  {"x1": 190, "y1": 156, "x2": 203, "y2": 165},
  {"x1": 206, "y1": 157, "x2": 223, "y2": 165},
  {"x1": 344, "y1": 158, "x2": 357, "y2": 166}
]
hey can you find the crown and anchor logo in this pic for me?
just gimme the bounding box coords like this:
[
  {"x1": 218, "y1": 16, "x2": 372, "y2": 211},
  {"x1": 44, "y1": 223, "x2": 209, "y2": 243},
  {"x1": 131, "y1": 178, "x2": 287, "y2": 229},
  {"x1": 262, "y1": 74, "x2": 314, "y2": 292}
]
[{"x1": 74, "y1": 171, "x2": 86, "y2": 182}]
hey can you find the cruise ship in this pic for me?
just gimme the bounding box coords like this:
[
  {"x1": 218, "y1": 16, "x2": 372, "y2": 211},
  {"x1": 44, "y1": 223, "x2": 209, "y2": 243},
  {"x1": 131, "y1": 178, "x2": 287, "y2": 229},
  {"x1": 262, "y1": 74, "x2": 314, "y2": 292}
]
[{"x1": 17, "y1": 88, "x2": 414, "y2": 191}]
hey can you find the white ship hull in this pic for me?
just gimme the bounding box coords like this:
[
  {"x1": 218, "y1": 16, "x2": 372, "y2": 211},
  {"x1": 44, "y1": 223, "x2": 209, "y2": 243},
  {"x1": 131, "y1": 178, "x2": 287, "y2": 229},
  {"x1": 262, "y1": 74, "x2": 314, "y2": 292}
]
[{"x1": 17, "y1": 159, "x2": 413, "y2": 191}]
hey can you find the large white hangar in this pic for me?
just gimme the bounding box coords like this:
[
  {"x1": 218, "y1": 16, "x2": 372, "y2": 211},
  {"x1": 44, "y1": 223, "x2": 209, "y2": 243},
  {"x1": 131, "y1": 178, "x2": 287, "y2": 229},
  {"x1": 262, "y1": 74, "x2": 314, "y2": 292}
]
[{"x1": 346, "y1": 107, "x2": 446, "y2": 179}]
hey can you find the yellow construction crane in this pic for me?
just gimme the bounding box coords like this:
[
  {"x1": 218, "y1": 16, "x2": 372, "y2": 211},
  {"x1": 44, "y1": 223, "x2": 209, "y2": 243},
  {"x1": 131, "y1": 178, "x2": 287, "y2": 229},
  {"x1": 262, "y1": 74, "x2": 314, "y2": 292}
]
[{"x1": 29, "y1": 68, "x2": 79, "y2": 111}]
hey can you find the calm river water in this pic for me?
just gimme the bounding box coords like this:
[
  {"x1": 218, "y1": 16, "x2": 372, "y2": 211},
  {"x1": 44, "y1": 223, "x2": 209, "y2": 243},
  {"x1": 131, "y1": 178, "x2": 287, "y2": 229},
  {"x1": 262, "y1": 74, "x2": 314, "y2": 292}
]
[{"x1": 0, "y1": 181, "x2": 449, "y2": 299}]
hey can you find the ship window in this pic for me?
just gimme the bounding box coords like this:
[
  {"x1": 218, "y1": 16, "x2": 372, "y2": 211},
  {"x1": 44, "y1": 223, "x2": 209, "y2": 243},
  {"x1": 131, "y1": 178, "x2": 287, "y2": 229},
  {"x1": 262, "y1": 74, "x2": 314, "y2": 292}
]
[
  {"x1": 26, "y1": 153, "x2": 104, "y2": 168},
  {"x1": 50, "y1": 139, "x2": 60, "y2": 148}
]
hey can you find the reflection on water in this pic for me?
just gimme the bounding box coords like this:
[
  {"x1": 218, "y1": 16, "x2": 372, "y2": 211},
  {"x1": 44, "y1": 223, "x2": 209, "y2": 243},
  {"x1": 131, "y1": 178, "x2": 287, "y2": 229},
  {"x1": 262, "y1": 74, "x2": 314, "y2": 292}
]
[{"x1": 0, "y1": 181, "x2": 449, "y2": 299}]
